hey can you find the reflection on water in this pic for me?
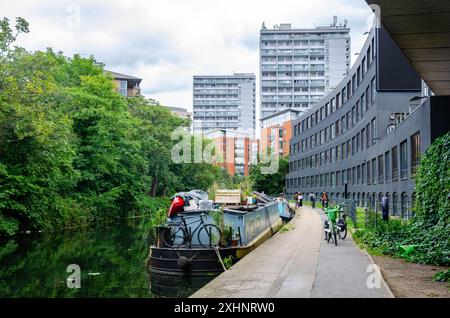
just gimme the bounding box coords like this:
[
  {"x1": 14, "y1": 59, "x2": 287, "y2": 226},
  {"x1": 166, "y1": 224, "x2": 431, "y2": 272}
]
[
  {"x1": 149, "y1": 273, "x2": 213, "y2": 298},
  {"x1": 0, "y1": 217, "x2": 213, "y2": 298}
]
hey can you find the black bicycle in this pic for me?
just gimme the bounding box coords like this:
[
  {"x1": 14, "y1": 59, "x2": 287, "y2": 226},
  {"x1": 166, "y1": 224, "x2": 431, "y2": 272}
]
[
  {"x1": 164, "y1": 213, "x2": 222, "y2": 248},
  {"x1": 336, "y1": 204, "x2": 348, "y2": 240}
]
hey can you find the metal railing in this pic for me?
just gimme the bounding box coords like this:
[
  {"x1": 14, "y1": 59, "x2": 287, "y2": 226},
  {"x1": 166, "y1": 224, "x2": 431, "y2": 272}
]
[
  {"x1": 328, "y1": 197, "x2": 414, "y2": 228},
  {"x1": 356, "y1": 198, "x2": 415, "y2": 219},
  {"x1": 334, "y1": 198, "x2": 357, "y2": 227}
]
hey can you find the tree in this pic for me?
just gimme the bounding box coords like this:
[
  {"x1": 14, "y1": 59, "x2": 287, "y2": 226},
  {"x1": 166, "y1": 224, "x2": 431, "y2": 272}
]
[
  {"x1": 0, "y1": 20, "x2": 78, "y2": 234},
  {"x1": 127, "y1": 96, "x2": 189, "y2": 197},
  {"x1": 0, "y1": 17, "x2": 236, "y2": 236},
  {"x1": 249, "y1": 156, "x2": 289, "y2": 196}
]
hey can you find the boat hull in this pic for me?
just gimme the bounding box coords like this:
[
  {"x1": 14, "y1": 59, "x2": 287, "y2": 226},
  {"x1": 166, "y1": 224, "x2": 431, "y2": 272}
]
[
  {"x1": 147, "y1": 217, "x2": 283, "y2": 277},
  {"x1": 148, "y1": 246, "x2": 237, "y2": 277}
]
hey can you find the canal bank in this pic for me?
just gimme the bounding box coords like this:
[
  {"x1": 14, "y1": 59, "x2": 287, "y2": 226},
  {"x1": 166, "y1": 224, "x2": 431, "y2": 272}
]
[{"x1": 190, "y1": 206, "x2": 391, "y2": 298}]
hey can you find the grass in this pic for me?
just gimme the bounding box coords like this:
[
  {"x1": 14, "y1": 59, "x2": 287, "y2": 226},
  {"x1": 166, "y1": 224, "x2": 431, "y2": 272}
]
[
  {"x1": 354, "y1": 207, "x2": 366, "y2": 228},
  {"x1": 302, "y1": 201, "x2": 312, "y2": 207},
  {"x1": 280, "y1": 223, "x2": 295, "y2": 232}
]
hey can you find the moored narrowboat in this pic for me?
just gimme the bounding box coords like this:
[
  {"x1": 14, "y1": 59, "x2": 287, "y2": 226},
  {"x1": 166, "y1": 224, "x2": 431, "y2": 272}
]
[{"x1": 146, "y1": 190, "x2": 293, "y2": 277}]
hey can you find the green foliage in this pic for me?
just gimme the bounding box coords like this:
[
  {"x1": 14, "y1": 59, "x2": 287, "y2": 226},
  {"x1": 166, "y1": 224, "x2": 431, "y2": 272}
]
[
  {"x1": 223, "y1": 255, "x2": 233, "y2": 270},
  {"x1": 415, "y1": 133, "x2": 450, "y2": 226},
  {"x1": 222, "y1": 226, "x2": 232, "y2": 242},
  {"x1": 238, "y1": 177, "x2": 254, "y2": 198},
  {"x1": 0, "y1": 18, "x2": 227, "y2": 236},
  {"x1": 0, "y1": 17, "x2": 29, "y2": 56},
  {"x1": 210, "y1": 210, "x2": 223, "y2": 229},
  {"x1": 352, "y1": 133, "x2": 450, "y2": 266},
  {"x1": 433, "y1": 270, "x2": 450, "y2": 283},
  {"x1": 354, "y1": 211, "x2": 450, "y2": 265},
  {"x1": 249, "y1": 155, "x2": 289, "y2": 196},
  {"x1": 280, "y1": 223, "x2": 294, "y2": 232}
]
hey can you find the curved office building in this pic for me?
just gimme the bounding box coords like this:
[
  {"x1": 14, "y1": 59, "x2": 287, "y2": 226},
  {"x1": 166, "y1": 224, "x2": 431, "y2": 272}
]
[{"x1": 286, "y1": 25, "x2": 449, "y2": 217}]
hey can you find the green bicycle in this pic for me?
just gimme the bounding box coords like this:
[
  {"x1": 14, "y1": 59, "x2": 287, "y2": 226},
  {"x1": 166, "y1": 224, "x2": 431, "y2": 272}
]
[{"x1": 324, "y1": 203, "x2": 347, "y2": 245}]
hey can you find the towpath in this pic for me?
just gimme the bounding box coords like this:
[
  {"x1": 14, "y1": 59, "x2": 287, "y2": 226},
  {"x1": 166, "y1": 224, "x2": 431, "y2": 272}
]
[{"x1": 190, "y1": 206, "x2": 392, "y2": 298}]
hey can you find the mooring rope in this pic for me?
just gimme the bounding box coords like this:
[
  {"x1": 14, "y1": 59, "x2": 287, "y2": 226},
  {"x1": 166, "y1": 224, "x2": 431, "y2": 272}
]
[{"x1": 213, "y1": 246, "x2": 227, "y2": 271}]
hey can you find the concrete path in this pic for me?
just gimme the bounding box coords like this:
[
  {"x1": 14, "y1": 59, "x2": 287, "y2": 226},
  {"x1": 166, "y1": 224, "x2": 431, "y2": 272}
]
[
  {"x1": 190, "y1": 206, "x2": 391, "y2": 298},
  {"x1": 311, "y1": 207, "x2": 391, "y2": 298}
]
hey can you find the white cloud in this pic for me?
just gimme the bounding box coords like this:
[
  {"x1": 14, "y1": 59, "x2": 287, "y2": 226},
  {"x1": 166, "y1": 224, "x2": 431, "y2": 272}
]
[{"x1": 2, "y1": 0, "x2": 374, "y2": 113}]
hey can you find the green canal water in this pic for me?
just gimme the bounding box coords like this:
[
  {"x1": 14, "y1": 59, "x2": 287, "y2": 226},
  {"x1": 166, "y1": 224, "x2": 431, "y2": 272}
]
[{"x1": 0, "y1": 216, "x2": 212, "y2": 298}]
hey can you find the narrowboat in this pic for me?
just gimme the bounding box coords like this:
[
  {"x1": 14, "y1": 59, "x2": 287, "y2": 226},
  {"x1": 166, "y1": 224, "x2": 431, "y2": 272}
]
[{"x1": 146, "y1": 190, "x2": 293, "y2": 277}]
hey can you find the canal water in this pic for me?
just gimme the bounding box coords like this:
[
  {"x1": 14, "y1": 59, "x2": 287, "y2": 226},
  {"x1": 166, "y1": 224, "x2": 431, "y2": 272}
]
[{"x1": 0, "y1": 216, "x2": 212, "y2": 297}]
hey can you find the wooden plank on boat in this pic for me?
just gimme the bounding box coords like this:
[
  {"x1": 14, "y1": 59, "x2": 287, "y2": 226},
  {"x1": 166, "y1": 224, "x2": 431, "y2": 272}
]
[{"x1": 215, "y1": 189, "x2": 241, "y2": 204}]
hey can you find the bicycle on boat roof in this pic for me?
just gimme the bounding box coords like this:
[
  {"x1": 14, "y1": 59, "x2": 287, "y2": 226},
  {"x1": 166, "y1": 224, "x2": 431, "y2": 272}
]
[{"x1": 164, "y1": 212, "x2": 222, "y2": 248}]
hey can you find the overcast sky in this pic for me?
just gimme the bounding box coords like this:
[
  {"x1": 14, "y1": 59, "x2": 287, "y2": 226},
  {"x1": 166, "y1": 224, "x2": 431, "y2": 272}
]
[{"x1": 3, "y1": 0, "x2": 375, "y2": 113}]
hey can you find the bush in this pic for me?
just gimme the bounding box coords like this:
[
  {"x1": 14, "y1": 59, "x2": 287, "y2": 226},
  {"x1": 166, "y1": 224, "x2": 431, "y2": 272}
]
[
  {"x1": 353, "y1": 133, "x2": 450, "y2": 266},
  {"x1": 223, "y1": 256, "x2": 233, "y2": 270},
  {"x1": 415, "y1": 133, "x2": 450, "y2": 226},
  {"x1": 433, "y1": 270, "x2": 450, "y2": 282},
  {"x1": 353, "y1": 220, "x2": 450, "y2": 265}
]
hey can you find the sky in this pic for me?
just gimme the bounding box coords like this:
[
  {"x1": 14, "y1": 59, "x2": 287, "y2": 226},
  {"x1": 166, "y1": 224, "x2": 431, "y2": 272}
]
[{"x1": 2, "y1": 0, "x2": 376, "y2": 114}]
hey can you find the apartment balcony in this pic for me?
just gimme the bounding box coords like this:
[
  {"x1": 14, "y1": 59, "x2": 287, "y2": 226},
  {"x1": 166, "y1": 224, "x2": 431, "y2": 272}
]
[
  {"x1": 277, "y1": 60, "x2": 294, "y2": 64},
  {"x1": 278, "y1": 66, "x2": 294, "y2": 72},
  {"x1": 261, "y1": 80, "x2": 278, "y2": 87},
  {"x1": 310, "y1": 65, "x2": 325, "y2": 71},
  {"x1": 293, "y1": 81, "x2": 309, "y2": 86},
  {"x1": 292, "y1": 66, "x2": 310, "y2": 71},
  {"x1": 261, "y1": 95, "x2": 279, "y2": 100},
  {"x1": 127, "y1": 87, "x2": 141, "y2": 97},
  {"x1": 310, "y1": 80, "x2": 325, "y2": 86},
  {"x1": 261, "y1": 90, "x2": 278, "y2": 95},
  {"x1": 277, "y1": 50, "x2": 293, "y2": 55},
  {"x1": 261, "y1": 65, "x2": 278, "y2": 71},
  {"x1": 277, "y1": 96, "x2": 294, "y2": 102},
  {"x1": 261, "y1": 50, "x2": 277, "y2": 56},
  {"x1": 293, "y1": 96, "x2": 311, "y2": 102}
]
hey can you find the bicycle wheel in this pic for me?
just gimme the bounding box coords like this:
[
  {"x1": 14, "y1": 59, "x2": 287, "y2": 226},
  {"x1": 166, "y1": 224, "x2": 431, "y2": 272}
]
[
  {"x1": 197, "y1": 224, "x2": 222, "y2": 248},
  {"x1": 326, "y1": 230, "x2": 331, "y2": 243},
  {"x1": 331, "y1": 224, "x2": 337, "y2": 246},
  {"x1": 339, "y1": 219, "x2": 347, "y2": 239},
  {"x1": 164, "y1": 226, "x2": 188, "y2": 248}
]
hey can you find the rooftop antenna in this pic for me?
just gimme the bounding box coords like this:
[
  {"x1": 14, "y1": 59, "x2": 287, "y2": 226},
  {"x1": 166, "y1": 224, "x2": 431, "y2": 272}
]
[
  {"x1": 333, "y1": 16, "x2": 337, "y2": 27},
  {"x1": 262, "y1": 21, "x2": 267, "y2": 30}
]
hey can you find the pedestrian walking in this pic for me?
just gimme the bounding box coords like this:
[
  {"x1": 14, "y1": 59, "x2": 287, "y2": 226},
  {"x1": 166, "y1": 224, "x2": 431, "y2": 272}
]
[
  {"x1": 309, "y1": 192, "x2": 316, "y2": 208},
  {"x1": 298, "y1": 192, "x2": 303, "y2": 207},
  {"x1": 321, "y1": 191, "x2": 329, "y2": 209},
  {"x1": 293, "y1": 192, "x2": 299, "y2": 208}
]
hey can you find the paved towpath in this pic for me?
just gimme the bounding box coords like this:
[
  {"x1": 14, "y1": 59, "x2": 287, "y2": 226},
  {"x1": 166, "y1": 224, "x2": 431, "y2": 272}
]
[{"x1": 190, "y1": 206, "x2": 391, "y2": 298}]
